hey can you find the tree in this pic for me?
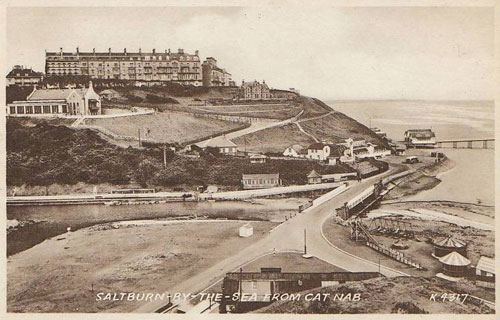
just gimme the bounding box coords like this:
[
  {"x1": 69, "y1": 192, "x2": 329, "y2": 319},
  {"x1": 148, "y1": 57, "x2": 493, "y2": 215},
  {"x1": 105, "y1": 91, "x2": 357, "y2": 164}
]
[{"x1": 134, "y1": 159, "x2": 161, "y2": 187}]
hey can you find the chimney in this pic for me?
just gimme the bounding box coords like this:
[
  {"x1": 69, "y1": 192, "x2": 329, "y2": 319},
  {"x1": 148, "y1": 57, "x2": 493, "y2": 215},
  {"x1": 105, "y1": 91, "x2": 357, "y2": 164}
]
[
  {"x1": 124, "y1": 48, "x2": 127, "y2": 54},
  {"x1": 195, "y1": 50, "x2": 199, "y2": 56},
  {"x1": 93, "y1": 48, "x2": 96, "y2": 55},
  {"x1": 152, "y1": 48, "x2": 156, "y2": 54},
  {"x1": 139, "y1": 48, "x2": 142, "y2": 54},
  {"x1": 60, "y1": 47, "x2": 63, "y2": 57},
  {"x1": 76, "y1": 47, "x2": 79, "y2": 54},
  {"x1": 178, "y1": 48, "x2": 184, "y2": 54},
  {"x1": 108, "y1": 48, "x2": 111, "y2": 55},
  {"x1": 168, "y1": 49, "x2": 171, "y2": 54}
]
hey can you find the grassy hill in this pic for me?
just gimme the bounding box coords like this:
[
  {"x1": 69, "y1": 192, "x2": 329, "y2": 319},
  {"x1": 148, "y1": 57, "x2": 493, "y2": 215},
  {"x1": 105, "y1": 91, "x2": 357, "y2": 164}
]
[
  {"x1": 6, "y1": 119, "x2": 353, "y2": 192},
  {"x1": 86, "y1": 111, "x2": 246, "y2": 144},
  {"x1": 257, "y1": 276, "x2": 494, "y2": 314}
]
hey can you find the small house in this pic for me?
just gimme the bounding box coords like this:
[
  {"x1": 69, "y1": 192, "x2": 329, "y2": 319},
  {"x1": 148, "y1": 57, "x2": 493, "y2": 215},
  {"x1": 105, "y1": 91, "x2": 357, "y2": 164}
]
[
  {"x1": 307, "y1": 170, "x2": 322, "y2": 184},
  {"x1": 239, "y1": 224, "x2": 253, "y2": 237},
  {"x1": 99, "y1": 89, "x2": 120, "y2": 100},
  {"x1": 283, "y1": 144, "x2": 305, "y2": 158},
  {"x1": 250, "y1": 154, "x2": 267, "y2": 164},
  {"x1": 306, "y1": 143, "x2": 331, "y2": 161},
  {"x1": 195, "y1": 135, "x2": 237, "y2": 156},
  {"x1": 241, "y1": 173, "x2": 281, "y2": 190},
  {"x1": 476, "y1": 256, "x2": 495, "y2": 278}
]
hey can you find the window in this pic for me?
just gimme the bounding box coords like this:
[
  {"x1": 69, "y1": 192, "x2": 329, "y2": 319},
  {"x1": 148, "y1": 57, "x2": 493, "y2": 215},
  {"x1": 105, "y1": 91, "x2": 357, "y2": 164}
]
[
  {"x1": 17, "y1": 106, "x2": 24, "y2": 114},
  {"x1": 51, "y1": 105, "x2": 59, "y2": 113},
  {"x1": 251, "y1": 281, "x2": 257, "y2": 290},
  {"x1": 9, "y1": 106, "x2": 16, "y2": 114},
  {"x1": 62, "y1": 105, "x2": 68, "y2": 113},
  {"x1": 26, "y1": 106, "x2": 33, "y2": 114},
  {"x1": 43, "y1": 105, "x2": 50, "y2": 113},
  {"x1": 34, "y1": 106, "x2": 42, "y2": 114}
]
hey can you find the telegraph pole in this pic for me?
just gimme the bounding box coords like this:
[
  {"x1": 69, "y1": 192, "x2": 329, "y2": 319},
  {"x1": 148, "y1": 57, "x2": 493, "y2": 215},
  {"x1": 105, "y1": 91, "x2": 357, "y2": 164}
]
[
  {"x1": 138, "y1": 129, "x2": 141, "y2": 147},
  {"x1": 163, "y1": 145, "x2": 167, "y2": 168},
  {"x1": 304, "y1": 229, "x2": 307, "y2": 255}
]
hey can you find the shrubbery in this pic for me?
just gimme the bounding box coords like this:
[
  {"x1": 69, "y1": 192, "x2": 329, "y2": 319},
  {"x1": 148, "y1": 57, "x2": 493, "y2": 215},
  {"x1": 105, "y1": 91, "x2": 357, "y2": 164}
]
[
  {"x1": 145, "y1": 94, "x2": 179, "y2": 104},
  {"x1": 7, "y1": 119, "x2": 355, "y2": 189}
]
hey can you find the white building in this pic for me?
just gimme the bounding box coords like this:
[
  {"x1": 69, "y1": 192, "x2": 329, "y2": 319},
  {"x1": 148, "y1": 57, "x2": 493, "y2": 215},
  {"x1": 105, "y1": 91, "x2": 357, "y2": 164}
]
[
  {"x1": 306, "y1": 143, "x2": 331, "y2": 161},
  {"x1": 239, "y1": 224, "x2": 254, "y2": 237},
  {"x1": 195, "y1": 135, "x2": 237, "y2": 155},
  {"x1": 339, "y1": 138, "x2": 390, "y2": 162},
  {"x1": 7, "y1": 81, "x2": 101, "y2": 116},
  {"x1": 283, "y1": 144, "x2": 306, "y2": 158},
  {"x1": 404, "y1": 129, "x2": 436, "y2": 148}
]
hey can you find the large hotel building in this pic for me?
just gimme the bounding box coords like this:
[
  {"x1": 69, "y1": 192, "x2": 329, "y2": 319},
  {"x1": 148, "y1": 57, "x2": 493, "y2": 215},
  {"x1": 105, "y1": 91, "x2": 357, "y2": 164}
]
[{"x1": 45, "y1": 48, "x2": 203, "y2": 86}]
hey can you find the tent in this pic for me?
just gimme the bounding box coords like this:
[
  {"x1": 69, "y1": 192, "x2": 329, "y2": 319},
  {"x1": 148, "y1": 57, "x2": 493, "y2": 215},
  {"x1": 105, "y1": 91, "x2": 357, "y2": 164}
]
[{"x1": 438, "y1": 251, "x2": 471, "y2": 277}]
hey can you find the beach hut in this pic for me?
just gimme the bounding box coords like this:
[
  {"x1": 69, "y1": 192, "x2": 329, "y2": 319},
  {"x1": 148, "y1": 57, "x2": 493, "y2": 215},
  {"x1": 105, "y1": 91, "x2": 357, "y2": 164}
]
[
  {"x1": 476, "y1": 256, "x2": 495, "y2": 278},
  {"x1": 239, "y1": 224, "x2": 253, "y2": 238},
  {"x1": 307, "y1": 170, "x2": 322, "y2": 184},
  {"x1": 438, "y1": 251, "x2": 471, "y2": 277},
  {"x1": 433, "y1": 237, "x2": 467, "y2": 258}
]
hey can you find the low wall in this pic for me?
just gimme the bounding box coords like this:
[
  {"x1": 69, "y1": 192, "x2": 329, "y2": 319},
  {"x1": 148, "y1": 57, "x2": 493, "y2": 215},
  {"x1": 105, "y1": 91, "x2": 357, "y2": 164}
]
[{"x1": 200, "y1": 182, "x2": 341, "y2": 200}]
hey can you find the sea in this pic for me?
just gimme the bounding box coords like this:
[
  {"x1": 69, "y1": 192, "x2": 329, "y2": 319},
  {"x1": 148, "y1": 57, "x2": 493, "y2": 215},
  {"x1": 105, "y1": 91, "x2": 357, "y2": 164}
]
[{"x1": 328, "y1": 100, "x2": 495, "y2": 206}]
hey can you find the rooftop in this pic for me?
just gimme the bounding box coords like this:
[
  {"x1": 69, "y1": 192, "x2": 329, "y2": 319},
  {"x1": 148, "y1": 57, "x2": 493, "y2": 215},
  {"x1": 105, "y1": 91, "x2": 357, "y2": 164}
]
[
  {"x1": 438, "y1": 251, "x2": 471, "y2": 267},
  {"x1": 196, "y1": 135, "x2": 237, "y2": 149},
  {"x1": 242, "y1": 173, "x2": 280, "y2": 180},
  {"x1": 7, "y1": 67, "x2": 43, "y2": 78},
  {"x1": 476, "y1": 256, "x2": 495, "y2": 274}
]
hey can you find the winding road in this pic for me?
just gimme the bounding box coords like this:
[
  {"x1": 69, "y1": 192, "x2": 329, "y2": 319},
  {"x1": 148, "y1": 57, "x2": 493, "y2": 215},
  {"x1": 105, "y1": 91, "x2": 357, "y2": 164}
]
[{"x1": 135, "y1": 168, "x2": 408, "y2": 313}]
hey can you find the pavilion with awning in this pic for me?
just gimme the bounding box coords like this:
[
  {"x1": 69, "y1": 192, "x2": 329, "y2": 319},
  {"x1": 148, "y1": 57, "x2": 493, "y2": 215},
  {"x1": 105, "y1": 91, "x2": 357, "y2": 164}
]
[
  {"x1": 438, "y1": 251, "x2": 471, "y2": 278},
  {"x1": 433, "y1": 236, "x2": 467, "y2": 258}
]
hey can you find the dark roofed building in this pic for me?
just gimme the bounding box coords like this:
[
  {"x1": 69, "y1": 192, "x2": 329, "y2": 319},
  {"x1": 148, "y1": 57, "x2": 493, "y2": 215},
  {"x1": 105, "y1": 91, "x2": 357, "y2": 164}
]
[
  {"x1": 220, "y1": 268, "x2": 380, "y2": 313},
  {"x1": 404, "y1": 129, "x2": 436, "y2": 148},
  {"x1": 7, "y1": 65, "x2": 44, "y2": 86},
  {"x1": 239, "y1": 80, "x2": 271, "y2": 100}
]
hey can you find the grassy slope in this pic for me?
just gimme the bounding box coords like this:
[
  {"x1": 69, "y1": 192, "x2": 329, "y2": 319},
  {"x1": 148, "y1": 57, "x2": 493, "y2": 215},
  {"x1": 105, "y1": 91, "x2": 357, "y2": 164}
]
[
  {"x1": 234, "y1": 96, "x2": 390, "y2": 154},
  {"x1": 257, "y1": 276, "x2": 494, "y2": 314},
  {"x1": 87, "y1": 111, "x2": 244, "y2": 144},
  {"x1": 233, "y1": 124, "x2": 316, "y2": 153},
  {"x1": 6, "y1": 119, "x2": 353, "y2": 190},
  {"x1": 300, "y1": 112, "x2": 389, "y2": 146}
]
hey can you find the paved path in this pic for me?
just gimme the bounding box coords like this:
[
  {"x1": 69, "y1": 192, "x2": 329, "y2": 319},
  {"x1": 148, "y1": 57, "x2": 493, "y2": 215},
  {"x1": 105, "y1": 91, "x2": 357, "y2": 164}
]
[
  {"x1": 71, "y1": 116, "x2": 86, "y2": 127},
  {"x1": 135, "y1": 168, "x2": 408, "y2": 313},
  {"x1": 294, "y1": 122, "x2": 319, "y2": 142}
]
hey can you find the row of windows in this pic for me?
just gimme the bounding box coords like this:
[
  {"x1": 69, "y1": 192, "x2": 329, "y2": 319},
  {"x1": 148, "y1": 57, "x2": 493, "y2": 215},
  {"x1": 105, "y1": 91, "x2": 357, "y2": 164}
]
[
  {"x1": 10, "y1": 105, "x2": 66, "y2": 114},
  {"x1": 243, "y1": 179, "x2": 279, "y2": 185},
  {"x1": 47, "y1": 55, "x2": 200, "y2": 62}
]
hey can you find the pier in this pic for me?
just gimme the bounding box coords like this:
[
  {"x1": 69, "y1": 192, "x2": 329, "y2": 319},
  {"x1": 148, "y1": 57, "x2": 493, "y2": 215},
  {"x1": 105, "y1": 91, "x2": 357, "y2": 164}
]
[{"x1": 436, "y1": 138, "x2": 494, "y2": 149}]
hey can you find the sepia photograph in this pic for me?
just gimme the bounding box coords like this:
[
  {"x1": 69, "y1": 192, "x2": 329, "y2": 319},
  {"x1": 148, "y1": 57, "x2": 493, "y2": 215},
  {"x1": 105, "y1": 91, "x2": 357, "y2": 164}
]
[{"x1": 1, "y1": 0, "x2": 497, "y2": 317}]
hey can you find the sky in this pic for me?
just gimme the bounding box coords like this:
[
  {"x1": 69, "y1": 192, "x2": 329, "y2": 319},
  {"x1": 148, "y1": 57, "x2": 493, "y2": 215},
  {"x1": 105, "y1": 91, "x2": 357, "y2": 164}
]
[{"x1": 6, "y1": 6, "x2": 495, "y2": 100}]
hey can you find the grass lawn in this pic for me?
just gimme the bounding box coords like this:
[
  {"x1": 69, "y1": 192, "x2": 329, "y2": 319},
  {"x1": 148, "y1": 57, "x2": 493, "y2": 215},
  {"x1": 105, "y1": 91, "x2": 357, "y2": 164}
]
[
  {"x1": 193, "y1": 104, "x2": 302, "y2": 120},
  {"x1": 233, "y1": 123, "x2": 316, "y2": 153},
  {"x1": 86, "y1": 111, "x2": 244, "y2": 144},
  {"x1": 300, "y1": 112, "x2": 388, "y2": 146},
  {"x1": 7, "y1": 220, "x2": 277, "y2": 313}
]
